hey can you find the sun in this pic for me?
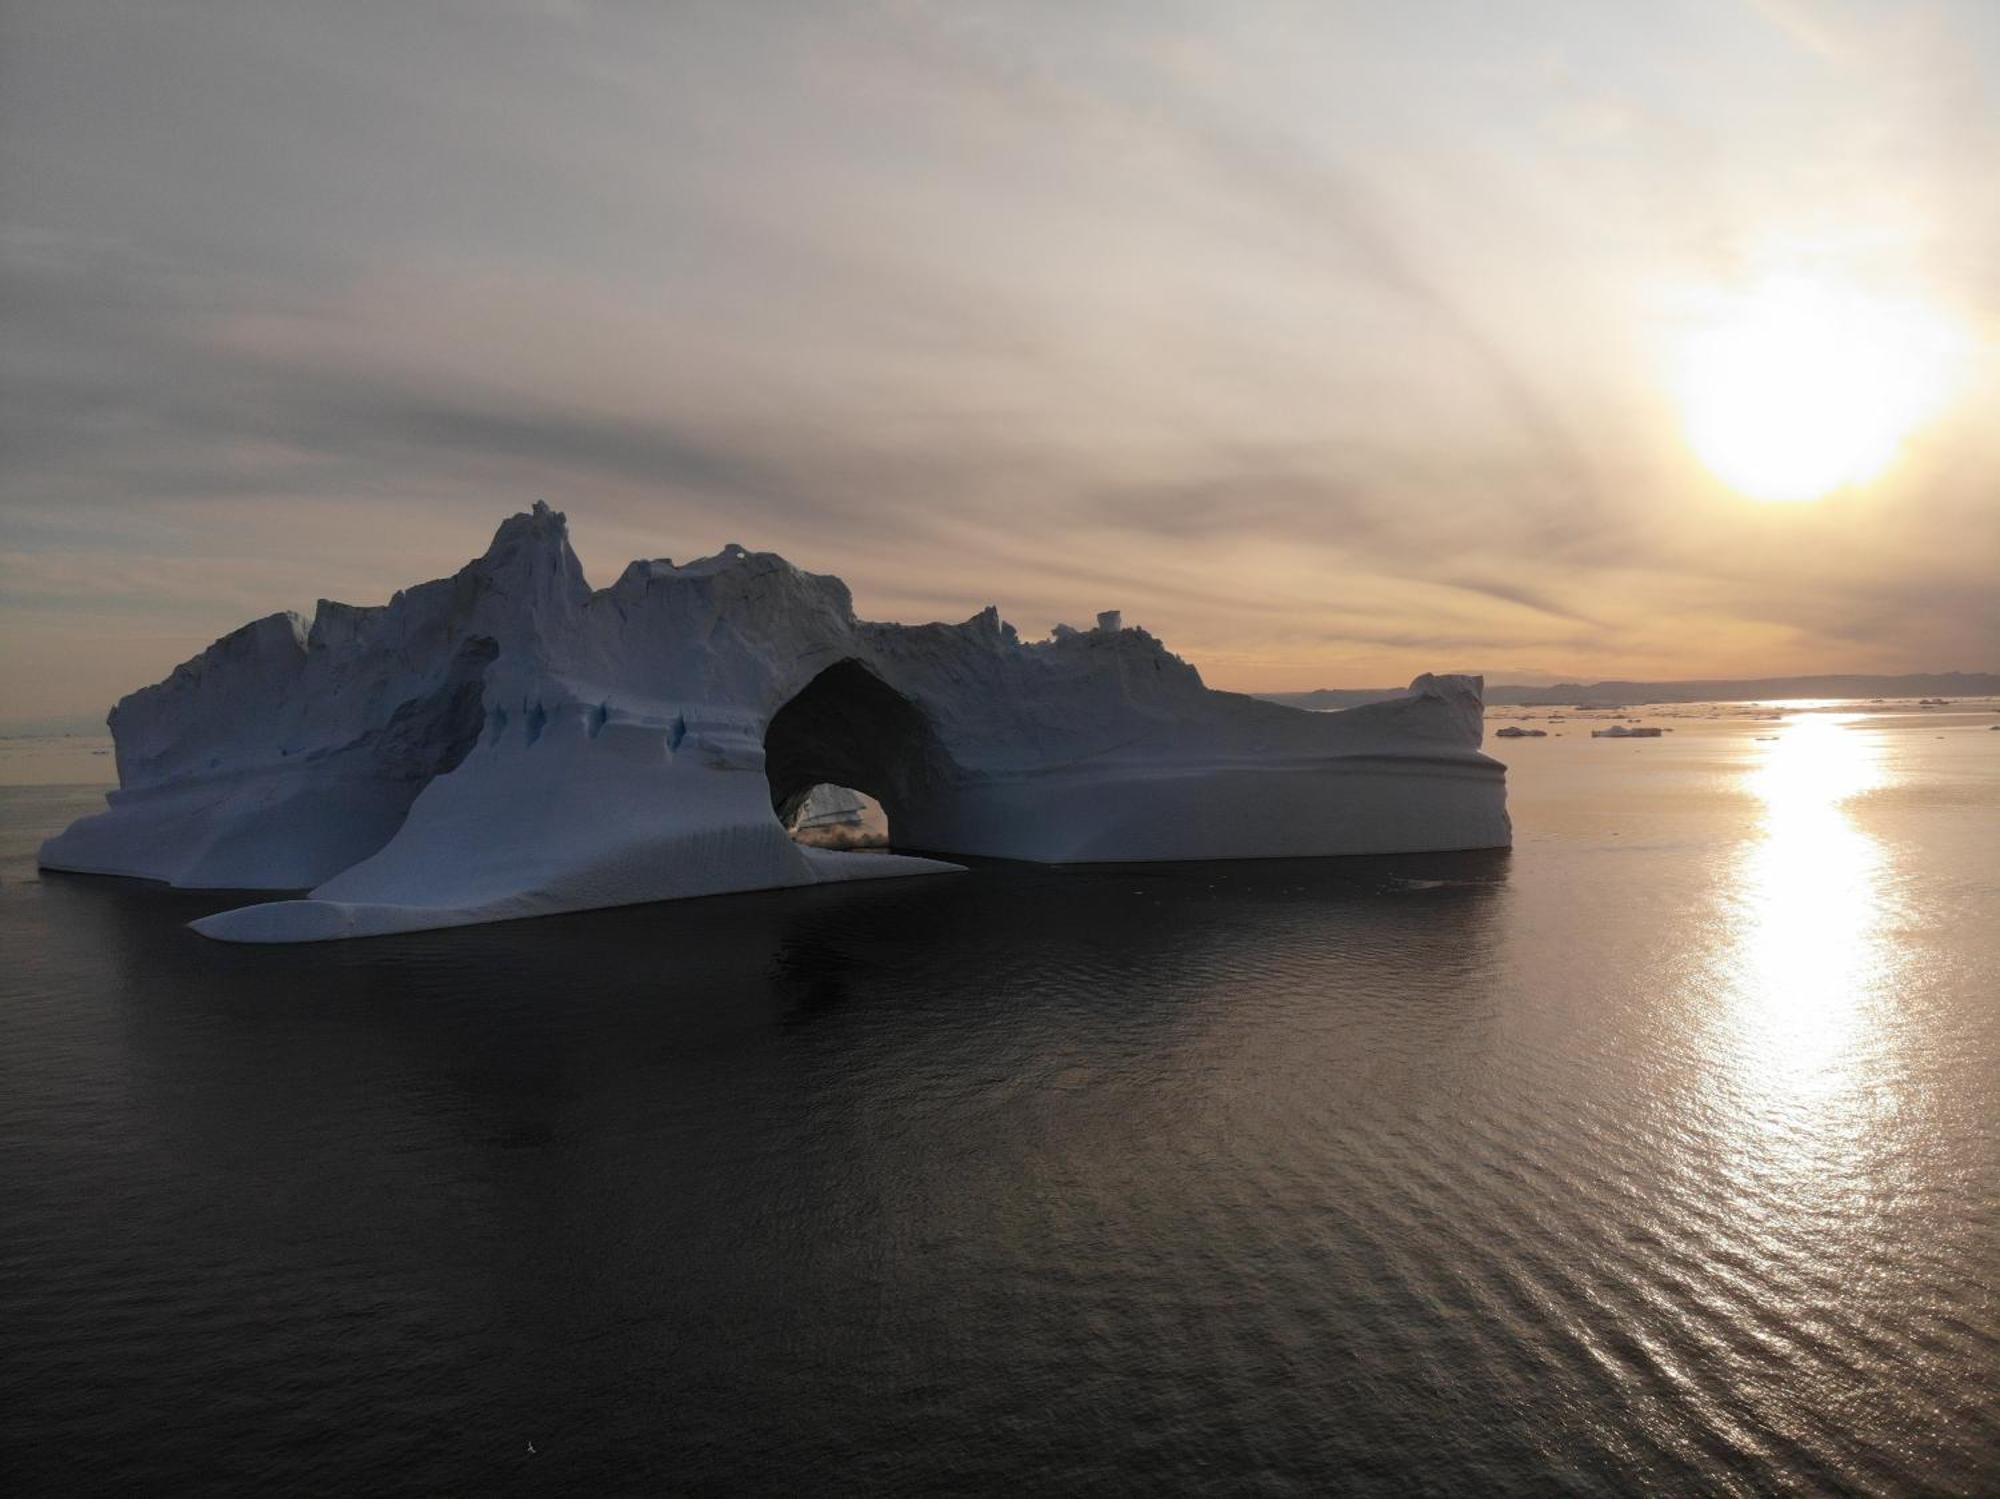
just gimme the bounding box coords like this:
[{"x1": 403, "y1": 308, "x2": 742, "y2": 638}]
[{"x1": 1677, "y1": 276, "x2": 1962, "y2": 502}]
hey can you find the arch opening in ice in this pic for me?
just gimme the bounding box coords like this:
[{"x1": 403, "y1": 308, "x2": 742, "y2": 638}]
[{"x1": 763, "y1": 659, "x2": 950, "y2": 848}]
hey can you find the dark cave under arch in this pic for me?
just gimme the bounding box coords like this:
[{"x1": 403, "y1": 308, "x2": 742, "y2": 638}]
[{"x1": 762, "y1": 659, "x2": 953, "y2": 836}]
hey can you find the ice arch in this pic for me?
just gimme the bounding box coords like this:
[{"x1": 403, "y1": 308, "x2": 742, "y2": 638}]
[{"x1": 764, "y1": 659, "x2": 952, "y2": 838}]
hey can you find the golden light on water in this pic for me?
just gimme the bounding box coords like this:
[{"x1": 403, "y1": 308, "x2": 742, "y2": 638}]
[
  {"x1": 1678, "y1": 277, "x2": 1964, "y2": 503},
  {"x1": 1724, "y1": 714, "x2": 1896, "y2": 1108}
]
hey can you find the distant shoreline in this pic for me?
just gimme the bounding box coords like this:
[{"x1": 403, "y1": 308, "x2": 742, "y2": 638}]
[{"x1": 1256, "y1": 671, "x2": 2000, "y2": 711}]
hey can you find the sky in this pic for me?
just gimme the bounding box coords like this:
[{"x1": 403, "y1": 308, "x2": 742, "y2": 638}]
[{"x1": 3, "y1": 0, "x2": 1996, "y2": 720}]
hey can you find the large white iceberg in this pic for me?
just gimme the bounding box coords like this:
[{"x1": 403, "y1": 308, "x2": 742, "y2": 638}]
[{"x1": 41, "y1": 504, "x2": 1510, "y2": 941}]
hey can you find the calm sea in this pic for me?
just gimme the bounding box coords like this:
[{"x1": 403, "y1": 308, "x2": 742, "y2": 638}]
[{"x1": 2, "y1": 704, "x2": 1996, "y2": 1495}]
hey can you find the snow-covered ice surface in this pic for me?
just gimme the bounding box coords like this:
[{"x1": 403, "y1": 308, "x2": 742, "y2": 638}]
[{"x1": 41, "y1": 505, "x2": 1509, "y2": 942}]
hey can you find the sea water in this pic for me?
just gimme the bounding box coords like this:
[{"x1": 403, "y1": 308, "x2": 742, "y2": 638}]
[{"x1": 1, "y1": 704, "x2": 1995, "y2": 1494}]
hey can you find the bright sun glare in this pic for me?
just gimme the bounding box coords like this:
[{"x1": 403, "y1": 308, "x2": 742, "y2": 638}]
[{"x1": 1678, "y1": 276, "x2": 1963, "y2": 503}]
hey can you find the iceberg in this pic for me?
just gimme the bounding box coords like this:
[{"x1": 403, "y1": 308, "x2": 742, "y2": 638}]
[
  {"x1": 40, "y1": 504, "x2": 1511, "y2": 942},
  {"x1": 787, "y1": 784, "x2": 870, "y2": 832}
]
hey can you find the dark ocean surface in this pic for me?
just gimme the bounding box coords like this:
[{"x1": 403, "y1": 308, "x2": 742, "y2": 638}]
[{"x1": 2, "y1": 704, "x2": 1996, "y2": 1495}]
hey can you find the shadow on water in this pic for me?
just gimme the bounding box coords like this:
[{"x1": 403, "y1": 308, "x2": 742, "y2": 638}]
[
  {"x1": 9, "y1": 849, "x2": 1515, "y2": 1494},
  {"x1": 29, "y1": 847, "x2": 1519, "y2": 1184}
]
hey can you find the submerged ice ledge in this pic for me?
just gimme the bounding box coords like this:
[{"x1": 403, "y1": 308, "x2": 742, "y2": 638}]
[{"x1": 41, "y1": 503, "x2": 1510, "y2": 942}]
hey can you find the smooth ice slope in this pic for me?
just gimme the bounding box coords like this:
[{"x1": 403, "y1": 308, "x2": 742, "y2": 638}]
[{"x1": 41, "y1": 504, "x2": 1509, "y2": 941}]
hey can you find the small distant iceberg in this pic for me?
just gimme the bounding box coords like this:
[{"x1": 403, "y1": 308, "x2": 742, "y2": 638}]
[
  {"x1": 787, "y1": 783, "x2": 869, "y2": 833},
  {"x1": 1493, "y1": 726, "x2": 1547, "y2": 738},
  {"x1": 1590, "y1": 725, "x2": 1663, "y2": 739},
  {"x1": 785, "y1": 784, "x2": 886, "y2": 851}
]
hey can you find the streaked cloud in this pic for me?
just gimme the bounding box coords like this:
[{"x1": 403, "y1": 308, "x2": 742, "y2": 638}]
[{"x1": 2, "y1": 0, "x2": 1994, "y2": 717}]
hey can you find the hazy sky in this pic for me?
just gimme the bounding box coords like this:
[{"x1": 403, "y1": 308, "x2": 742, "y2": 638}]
[{"x1": 3, "y1": 0, "x2": 1996, "y2": 719}]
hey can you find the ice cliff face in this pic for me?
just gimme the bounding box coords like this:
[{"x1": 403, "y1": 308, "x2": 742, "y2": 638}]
[{"x1": 41, "y1": 504, "x2": 1510, "y2": 941}]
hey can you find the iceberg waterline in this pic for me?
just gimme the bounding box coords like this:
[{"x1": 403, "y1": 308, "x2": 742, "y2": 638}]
[{"x1": 39, "y1": 504, "x2": 1511, "y2": 942}]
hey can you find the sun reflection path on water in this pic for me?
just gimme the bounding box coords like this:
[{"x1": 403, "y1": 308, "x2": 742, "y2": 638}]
[{"x1": 1721, "y1": 714, "x2": 1903, "y2": 1120}]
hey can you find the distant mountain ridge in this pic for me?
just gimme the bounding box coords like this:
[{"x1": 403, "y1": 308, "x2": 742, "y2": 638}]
[{"x1": 1255, "y1": 671, "x2": 2000, "y2": 711}]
